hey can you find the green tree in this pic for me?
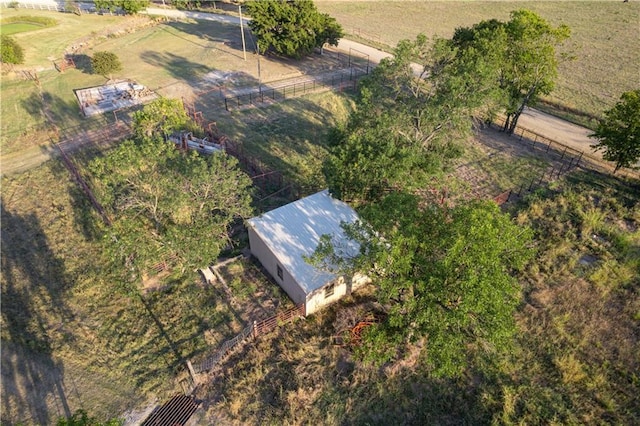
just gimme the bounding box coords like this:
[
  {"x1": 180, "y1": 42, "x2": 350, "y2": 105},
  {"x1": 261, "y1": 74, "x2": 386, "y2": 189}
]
[
  {"x1": 0, "y1": 35, "x2": 25, "y2": 65},
  {"x1": 94, "y1": 0, "x2": 148, "y2": 14},
  {"x1": 132, "y1": 98, "x2": 191, "y2": 139},
  {"x1": 325, "y1": 34, "x2": 500, "y2": 203},
  {"x1": 313, "y1": 195, "x2": 533, "y2": 376},
  {"x1": 453, "y1": 10, "x2": 570, "y2": 133},
  {"x1": 590, "y1": 89, "x2": 640, "y2": 173},
  {"x1": 90, "y1": 136, "x2": 254, "y2": 287},
  {"x1": 246, "y1": 0, "x2": 343, "y2": 59},
  {"x1": 120, "y1": 0, "x2": 149, "y2": 14},
  {"x1": 91, "y1": 51, "x2": 122, "y2": 80},
  {"x1": 94, "y1": 0, "x2": 117, "y2": 13}
]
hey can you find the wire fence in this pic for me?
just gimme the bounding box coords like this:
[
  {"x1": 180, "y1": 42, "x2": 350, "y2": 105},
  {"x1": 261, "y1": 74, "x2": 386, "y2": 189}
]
[
  {"x1": 486, "y1": 115, "x2": 640, "y2": 206},
  {"x1": 223, "y1": 67, "x2": 368, "y2": 111},
  {"x1": 189, "y1": 304, "x2": 305, "y2": 376}
]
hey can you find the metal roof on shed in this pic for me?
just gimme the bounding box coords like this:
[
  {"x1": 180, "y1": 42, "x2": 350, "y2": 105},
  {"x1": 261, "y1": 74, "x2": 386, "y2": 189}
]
[{"x1": 247, "y1": 190, "x2": 360, "y2": 294}]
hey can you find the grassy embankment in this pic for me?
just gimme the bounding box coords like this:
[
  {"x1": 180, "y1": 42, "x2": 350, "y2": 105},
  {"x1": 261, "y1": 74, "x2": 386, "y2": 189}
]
[{"x1": 317, "y1": 1, "x2": 640, "y2": 129}]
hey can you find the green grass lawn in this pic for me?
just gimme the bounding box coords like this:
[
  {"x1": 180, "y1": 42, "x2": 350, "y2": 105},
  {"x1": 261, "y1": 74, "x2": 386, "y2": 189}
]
[
  {"x1": 317, "y1": 1, "x2": 640, "y2": 126},
  {"x1": 0, "y1": 22, "x2": 44, "y2": 35},
  {"x1": 0, "y1": 9, "x2": 126, "y2": 67}
]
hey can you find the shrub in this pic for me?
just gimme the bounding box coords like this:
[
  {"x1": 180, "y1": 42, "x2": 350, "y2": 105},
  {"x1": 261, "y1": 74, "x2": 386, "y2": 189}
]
[
  {"x1": 1, "y1": 35, "x2": 24, "y2": 65},
  {"x1": 91, "y1": 51, "x2": 122, "y2": 79}
]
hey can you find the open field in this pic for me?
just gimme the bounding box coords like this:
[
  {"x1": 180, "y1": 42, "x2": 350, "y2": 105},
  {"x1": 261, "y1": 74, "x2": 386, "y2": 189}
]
[
  {"x1": 0, "y1": 9, "x2": 349, "y2": 154},
  {"x1": 317, "y1": 1, "x2": 640, "y2": 127},
  {"x1": 1, "y1": 6, "x2": 639, "y2": 424}
]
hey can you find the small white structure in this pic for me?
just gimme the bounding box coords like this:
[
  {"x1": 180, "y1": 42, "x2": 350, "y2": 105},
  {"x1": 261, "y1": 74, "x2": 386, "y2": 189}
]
[{"x1": 247, "y1": 190, "x2": 369, "y2": 315}]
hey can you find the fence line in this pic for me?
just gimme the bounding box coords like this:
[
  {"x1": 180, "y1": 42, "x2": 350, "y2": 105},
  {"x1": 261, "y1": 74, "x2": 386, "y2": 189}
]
[
  {"x1": 223, "y1": 67, "x2": 367, "y2": 111},
  {"x1": 190, "y1": 304, "x2": 305, "y2": 376},
  {"x1": 346, "y1": 27, "x2": 382, "y2": 44},
  {"x1": 55, "y1": 139, "x2": 112, "y2": 226},
  {"x1": 492, "y1": 152, "x2": 584, "y2": 206}
]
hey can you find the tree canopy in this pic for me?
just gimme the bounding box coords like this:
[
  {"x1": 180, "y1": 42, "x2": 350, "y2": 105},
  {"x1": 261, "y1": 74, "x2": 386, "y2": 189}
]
[
  {"x1": 312, "y1": 195, "x2": 532, "y2": 376},
  {"x1": 453, "y1": 9, "x2": 570, "y2": 133},
  {"x1": 590, "y1": 89, "x2": 640, "y2": 173},
  {"x1": 90, "y1": 109, "x2": 253, "y2": 287},
  {"x1": 132, "y1": 98, "x2": 193, "y2": 139},
  {"x1": 246, "y1": 0, "x2": 343, "y2": 59},
  {"x1": 325, "y1": 34, "x2": 500, "y2": 203},
  {"x1": 319, "y1": 19, "x2": 536, "y2": 376},
  {"x1": 94, "y1": 0, "x2": 149, "y2": 14},
  {"x1": 1, "y1": 35, "x2": 24, "y2": 65},
  {"x1": 91, "y1": 51, "x2": 122, "y2": 80}
]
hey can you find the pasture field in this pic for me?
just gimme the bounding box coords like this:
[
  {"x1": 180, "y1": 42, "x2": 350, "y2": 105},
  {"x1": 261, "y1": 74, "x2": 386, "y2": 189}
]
[
  {"x1": 0, "y1": 11, "x2": 345, "y2": 154},
  {"x1": 1, "y1": 5, "x2": 638, "y2": 424},
  {"x1": 317, "y1": 1, "x2": 640, "y2": 127}
]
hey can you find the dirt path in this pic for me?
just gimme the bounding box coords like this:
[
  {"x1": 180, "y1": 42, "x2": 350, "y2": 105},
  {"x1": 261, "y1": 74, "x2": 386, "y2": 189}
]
[
  {"x1": 1, "y1": 121, "x2": 131, "y2": 177},
  {"x1": 517, "y1": 107, "x2": 599, "y2": 159}
]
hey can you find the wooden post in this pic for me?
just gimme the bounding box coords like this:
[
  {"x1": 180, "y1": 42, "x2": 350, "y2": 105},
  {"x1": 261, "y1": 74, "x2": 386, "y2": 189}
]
[
  {"x1": 559, "y1": 147, "x2": 567, "y2": 162},
  {"x1": 186, "y1": 361, "x2": 198, "y2": 383}
]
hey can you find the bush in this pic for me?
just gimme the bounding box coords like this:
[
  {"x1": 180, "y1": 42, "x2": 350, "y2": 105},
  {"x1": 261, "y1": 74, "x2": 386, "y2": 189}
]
[
  {"x1": 1, "y1": 35, "x2": 25, "y2": 65},
  {"x1": 91, "y1": 51, "x2": 122, "y2": 79}
]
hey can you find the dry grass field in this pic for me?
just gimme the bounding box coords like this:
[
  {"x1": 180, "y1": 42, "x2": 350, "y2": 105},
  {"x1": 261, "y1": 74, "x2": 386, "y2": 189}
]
[
  {"x1": 317, "y1": 1, "x2": 640, "y2": 126},
  {"x1": 1, "y1": 4, "x2": 638, "y2": 424}
]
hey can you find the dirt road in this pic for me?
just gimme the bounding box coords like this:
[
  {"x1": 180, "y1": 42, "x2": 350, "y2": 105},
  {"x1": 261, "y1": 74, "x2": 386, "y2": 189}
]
[{"x1": 0, "y1": 8, "x2": 610, "y2": 177}]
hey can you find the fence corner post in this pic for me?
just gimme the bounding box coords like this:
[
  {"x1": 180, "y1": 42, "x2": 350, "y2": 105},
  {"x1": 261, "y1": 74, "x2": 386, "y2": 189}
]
[{"x1": 187, "y1": 360, "x2": 198, "y2": 383}]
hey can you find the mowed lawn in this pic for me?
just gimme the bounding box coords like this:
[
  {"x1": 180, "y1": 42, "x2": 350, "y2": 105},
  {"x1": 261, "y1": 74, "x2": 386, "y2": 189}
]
[
  {"x1": 0, "y1": 22, "x2": 44, "y2": 35},
  {"x1": 317, "y1": 1, "x2": 640, "y2": 122}
]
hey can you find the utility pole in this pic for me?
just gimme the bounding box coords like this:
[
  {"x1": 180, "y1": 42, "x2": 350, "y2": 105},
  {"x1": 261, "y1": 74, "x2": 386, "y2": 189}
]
[{"x1": 239, "y1": 5, "x2": 247, "y2": 61}]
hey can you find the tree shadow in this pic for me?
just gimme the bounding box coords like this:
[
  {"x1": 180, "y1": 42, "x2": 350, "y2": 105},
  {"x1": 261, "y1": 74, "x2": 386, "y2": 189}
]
[
  {"x1": 0, "y1": 202, "x2": 77, "y2": 425},
  {"x1": 20, "y1": 91, "x2": 84, "y2": 132},
  {"x1": 68, "y1": 54, "x2": 92, "y2": 74},
  {"x1": 140, "y1": 51, "x2": 214, "y2": 85}
]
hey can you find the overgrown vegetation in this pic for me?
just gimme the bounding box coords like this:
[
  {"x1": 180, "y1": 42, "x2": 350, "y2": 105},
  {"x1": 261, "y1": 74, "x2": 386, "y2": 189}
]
[
  {"x1": 2, "y1": 5, "x2": 639, "y2": 425},
  {"x1": 201, "y1": 172, "x2": 639, "y2": 425},
  {"x1": 0, "y1": 34, "x2": 24, "y2": 64}
]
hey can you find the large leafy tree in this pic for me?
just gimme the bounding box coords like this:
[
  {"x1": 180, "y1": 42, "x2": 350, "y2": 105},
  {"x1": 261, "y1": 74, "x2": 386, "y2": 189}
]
[
  {"x1": 313, "y1": 195, "x2": 533, "y2": 376},
  {"x1": 590, "y1": 89, "x2": 640, "y2": 173},
  {"x1": 132, "y1": 98, "x2": 191, "y2": 139},
  {"x1": 453, "y1": 10, "x2": 570, "y2": 133},
  {"x1": 90, "y1": 133, "x2": 253, "y2": 286},
  {"x1": 246, "y1": 0, "x2": 343, "y2": 59},
  {"x1": 94, "y1": 0, "x2": 149, "y2": 14},
  {"x1": 325, "y1": 34, "x2": 501, "y2": 203},
  {"x1": 319, "y1": 22, "x2": 534, "y2": 377}
]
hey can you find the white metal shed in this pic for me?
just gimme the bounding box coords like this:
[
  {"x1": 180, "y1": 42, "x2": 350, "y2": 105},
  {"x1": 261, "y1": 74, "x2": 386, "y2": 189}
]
[{"x1": 247, "y1": 190, "x2": 368, "y2": 315}]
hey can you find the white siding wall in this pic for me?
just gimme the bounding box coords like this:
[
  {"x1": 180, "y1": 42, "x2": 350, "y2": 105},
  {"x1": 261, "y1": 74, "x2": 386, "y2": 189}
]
[{"x1": 248, "y1": 227, "x2": 306, "y2": 305}]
